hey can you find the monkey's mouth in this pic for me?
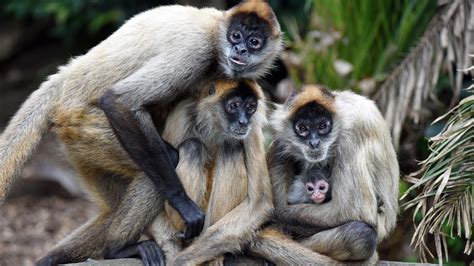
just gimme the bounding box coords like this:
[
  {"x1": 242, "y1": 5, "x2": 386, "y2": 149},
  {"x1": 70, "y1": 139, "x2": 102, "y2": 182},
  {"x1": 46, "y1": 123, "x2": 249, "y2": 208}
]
[
  {"x1": 230, "y1": 127, "x2": 249, "y2": 138},
  {"x1": 304, "y1": 150, "x2": 324, "y2": 162},
  {"x1": 229, "y1": 56, "x2": 248, "y2": 67}
]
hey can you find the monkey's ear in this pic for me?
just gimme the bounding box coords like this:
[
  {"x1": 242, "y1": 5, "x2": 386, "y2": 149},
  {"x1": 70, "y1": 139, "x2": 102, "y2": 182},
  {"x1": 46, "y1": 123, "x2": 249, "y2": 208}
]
[{"x1": 208, "y1": 83, "x2": 216, "y2": 95}]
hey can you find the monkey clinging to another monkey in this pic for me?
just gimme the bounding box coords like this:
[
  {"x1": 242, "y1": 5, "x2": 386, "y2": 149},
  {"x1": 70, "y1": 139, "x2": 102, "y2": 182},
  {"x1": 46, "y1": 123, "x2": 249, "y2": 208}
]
[
  {"x1": 154, "y1": 79, "x2": 271, "y2": 265},
  {"x1": 248, "y1": 85, "x2": 399, "y2": 264},
  {"x1": 287, "y1": 165, "x2": 332, "y2": 205},
  {"x1": 108, "y1": 79, "x2": 272, "y2": 265},
  {"x1": 0, "y1": 0, "x2": 282, "y2": 265}
]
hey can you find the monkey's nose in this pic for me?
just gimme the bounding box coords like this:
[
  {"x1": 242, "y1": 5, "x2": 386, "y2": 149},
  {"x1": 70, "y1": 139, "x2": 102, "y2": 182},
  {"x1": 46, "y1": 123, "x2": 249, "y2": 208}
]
[
  {"x1": 234, "y1": 46, "x2": 248, "y2": 55},
  {"x1": 309, "y1": 139, "x2": 320, "y2": 149},
  {"x1": 239, "y1": 118, "x2": 248, "y2": 126}
]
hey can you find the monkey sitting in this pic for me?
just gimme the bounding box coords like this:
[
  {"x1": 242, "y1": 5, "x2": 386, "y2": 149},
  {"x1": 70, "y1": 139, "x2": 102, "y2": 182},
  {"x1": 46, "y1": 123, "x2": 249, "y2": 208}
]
[
  {"x1": 122, "y1": 79, "x2": 272, "y2": 265},
  {"x1": 287, "y1": 165, "x2": 331, "y2": 205},
  {"x1": 248, "y1": 85, "x2": 399, "y2": 264}
]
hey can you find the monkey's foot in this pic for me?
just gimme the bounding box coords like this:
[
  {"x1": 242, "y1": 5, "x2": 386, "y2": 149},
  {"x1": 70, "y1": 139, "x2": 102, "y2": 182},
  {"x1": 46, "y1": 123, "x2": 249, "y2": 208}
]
[{"x1": 105, "y1": 240, "x2": 165, "y2": 266}]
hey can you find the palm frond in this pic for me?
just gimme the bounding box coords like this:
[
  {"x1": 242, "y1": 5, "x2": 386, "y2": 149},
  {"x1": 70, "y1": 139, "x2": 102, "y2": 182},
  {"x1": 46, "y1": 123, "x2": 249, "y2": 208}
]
[
  {"x1": 375, "y1": 0, "x2": 474, "y2": 149},
  {"x1": 402, "y1": 82, "x2": 473, "y2": 263}
]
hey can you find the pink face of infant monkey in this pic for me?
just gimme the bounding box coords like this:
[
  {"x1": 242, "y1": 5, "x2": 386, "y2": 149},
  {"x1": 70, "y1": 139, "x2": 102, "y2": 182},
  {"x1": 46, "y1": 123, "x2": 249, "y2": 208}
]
[
  {"x1": 305, "y1": 177, "x2": 329, "y2": 203},
  {"x1": 287, "y1": 165, "x2": 332, "y2": 205}
]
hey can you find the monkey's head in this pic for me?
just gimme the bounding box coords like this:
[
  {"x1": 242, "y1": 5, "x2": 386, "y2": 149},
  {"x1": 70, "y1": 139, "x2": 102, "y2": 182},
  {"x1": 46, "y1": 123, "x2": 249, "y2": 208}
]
[
  {"x1": 304, "y1": 166, "x2": 331, "y2": 204},
  {"x1": 219, "y1": 0, "x2": 283, "y2": 79},
  {"x1": 272, "y1": 85, "x2": 339, "y2": 163},
  {"x1": 196, "y1": 79, "x2": 266, "y2": 142}
]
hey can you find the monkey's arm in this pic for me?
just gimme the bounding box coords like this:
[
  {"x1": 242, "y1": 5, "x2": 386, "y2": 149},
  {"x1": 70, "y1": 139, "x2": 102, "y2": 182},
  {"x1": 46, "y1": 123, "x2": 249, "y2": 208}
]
[
  {"x1": 172, "y1": 129, "x2": 273, "y2": 265},
  {"x1": 99, "y1": 57, "x2": 205, "y2": 241},
  {"x1": 274, "y1": 196, "x2": 377, "y2": 229},
  {"x1": 271, "y1": 165, "x2": 379, "y2": 261},
  {"x1": 275, "y1": 159, "x2": 378, "y2": 229},
  {"x1": 270, "y1": 213, "x2": 328, "y2": 238},
  {"x1": 249, "y1": 227, "x2": 339, "y2": 265}
]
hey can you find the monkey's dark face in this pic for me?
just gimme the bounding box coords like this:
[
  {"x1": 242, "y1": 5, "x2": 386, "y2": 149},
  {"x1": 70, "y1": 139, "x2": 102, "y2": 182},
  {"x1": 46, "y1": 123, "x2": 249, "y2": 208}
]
[
  {"x1": 292, "y1": 103, "x2": 333, "y2": 162},
  {"x1": 222, "y1": 13, "x2": 277, "y2": 78},
  {"x1": 222, "y1": 85, "x2": 258, "y2": 139}
]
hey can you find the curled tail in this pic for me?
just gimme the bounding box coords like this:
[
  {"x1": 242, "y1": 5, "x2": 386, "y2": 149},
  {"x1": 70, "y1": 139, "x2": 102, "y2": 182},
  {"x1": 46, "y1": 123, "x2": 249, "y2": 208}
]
[{"x1": 0, "y1": 75, "x2": 61, "y2": 202}]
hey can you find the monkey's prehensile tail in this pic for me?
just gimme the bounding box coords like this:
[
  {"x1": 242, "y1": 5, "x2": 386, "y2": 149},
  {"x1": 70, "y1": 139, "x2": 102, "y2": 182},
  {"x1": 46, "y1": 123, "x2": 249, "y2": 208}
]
[{"x1": 0, "y1": 75, "x2": 61, "y2": 202}]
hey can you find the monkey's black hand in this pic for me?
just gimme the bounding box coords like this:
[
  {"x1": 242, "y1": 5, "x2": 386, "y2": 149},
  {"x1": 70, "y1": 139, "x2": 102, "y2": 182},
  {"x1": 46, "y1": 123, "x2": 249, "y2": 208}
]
[
  {"x1": 168, "y1": 190, "x2": 205, "y2": 240},
  {"x1": 170, "y1": 193, "x2": 205, "y2": 240},
  {"x1": 105, "y1": 240, "x2": 165, "y2": 266}
]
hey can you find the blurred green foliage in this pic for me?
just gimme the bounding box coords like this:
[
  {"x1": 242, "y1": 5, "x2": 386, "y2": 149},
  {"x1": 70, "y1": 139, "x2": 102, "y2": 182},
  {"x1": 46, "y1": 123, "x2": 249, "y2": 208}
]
[
  {"x1": 286, "y1": 0, "x2": 437, "y2": 91},
  {"x1": 1, "y1": 0, "x2": 171, "y2": 45}
]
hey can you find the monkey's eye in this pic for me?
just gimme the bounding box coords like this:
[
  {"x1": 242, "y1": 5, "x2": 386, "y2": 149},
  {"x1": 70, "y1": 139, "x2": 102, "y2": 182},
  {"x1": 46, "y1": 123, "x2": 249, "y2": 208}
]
[
  {"x1": 318, "y1": 120, "x2": 332, "y2": 135},
  {"x1": 305, "y1": 183, "x2": 315, "y2": 194},
  {"x1": 230, "y1": 31, "x2": 242, "y2": 43},
  {"x1": 295, "y1": 122, "x2": 310, "y2": 137},
  {"x1": 246, "y1": 102, "x2": 257, "y2": 114},
  {"x1": 248, "y1": 37, "x2": 262, "y2": 49},
  {"x1": 226, "y1": 99, "x2": 240, "y2": 113}
]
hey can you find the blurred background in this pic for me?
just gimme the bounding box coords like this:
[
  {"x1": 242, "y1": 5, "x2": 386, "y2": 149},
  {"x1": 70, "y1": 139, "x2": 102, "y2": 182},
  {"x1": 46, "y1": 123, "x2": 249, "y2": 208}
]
[{"x1": 0, "y1": 0, "x2": 472, "y2": 265}]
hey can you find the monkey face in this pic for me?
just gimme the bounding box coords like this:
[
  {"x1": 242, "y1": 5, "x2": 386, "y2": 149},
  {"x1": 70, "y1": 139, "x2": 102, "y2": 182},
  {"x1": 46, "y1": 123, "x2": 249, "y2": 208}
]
[
  {"x1": 306, "y1": 179, "x2": 329, "y2": 204},
  {"x1": 221, "y1": 12, "x2": 280, "y2": 78},
  {"x1": 291, "y1": 103, "x2": 334, "y2": 162},
  {"x1": 221, "y1": 85, "x2": 258, "y2": 139}
]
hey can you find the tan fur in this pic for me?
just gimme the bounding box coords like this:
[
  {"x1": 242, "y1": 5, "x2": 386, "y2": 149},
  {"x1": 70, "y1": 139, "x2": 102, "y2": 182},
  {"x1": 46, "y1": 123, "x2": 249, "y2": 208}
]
[
  {"x1": 147, "y1": 80, "x2": 273, "y2": 265},
  {"x1": 288, "y1": 84, "x2": 336, "y2": 115},
  {"x1": 250, "y1": 85, "x2": 399, "y2": 264},
  {"x1": 250, "y1": 228, "x2": 339, "y2": 265},
  {"x1": 0, "y1": 75, "x2": 62, "y2": 201}
]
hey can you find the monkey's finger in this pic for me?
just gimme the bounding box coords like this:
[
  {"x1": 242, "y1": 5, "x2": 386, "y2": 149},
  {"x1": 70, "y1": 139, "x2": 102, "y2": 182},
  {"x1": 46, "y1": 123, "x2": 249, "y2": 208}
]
[
  {"x1": 184, "y1": 212, "x2": 205, "y2": 240},
  {"x1": 137, "y1": 240, "x2": 165, "y2": 266}
]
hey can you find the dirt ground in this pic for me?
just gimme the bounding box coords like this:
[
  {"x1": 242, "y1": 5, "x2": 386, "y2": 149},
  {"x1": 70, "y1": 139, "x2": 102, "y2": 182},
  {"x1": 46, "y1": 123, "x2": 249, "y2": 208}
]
[{"x1": 0, "y1": 195, "x2": 98, "y2": 266}]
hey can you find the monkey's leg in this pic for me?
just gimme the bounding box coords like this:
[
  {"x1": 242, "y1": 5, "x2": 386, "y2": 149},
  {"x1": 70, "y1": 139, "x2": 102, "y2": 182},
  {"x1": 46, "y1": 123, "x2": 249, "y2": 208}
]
[
  {"x1": 248, "y1": 228, "x2": 338, "y2": 265},
  {"x1": 36, "y1": 213, "x2": 110, "y2": 266},
  {"x1": 164, "y1": 139, "x2": 179, "y2": 168},
  {"x1": 36, "y1": 168, "x2": 129, "y2": 266},
  {"x1": 100, "y1": 75, "x2": 205, "y2": 240},
  {"x1": 102, "y1": 174, "x2": 165, "y2": 262},
  {"x1": 300, "y1": 221, "x2": 378, "y2": 262},
  {"x1": 37, "y1": 172, "x2": 163, "y2": 266}
]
